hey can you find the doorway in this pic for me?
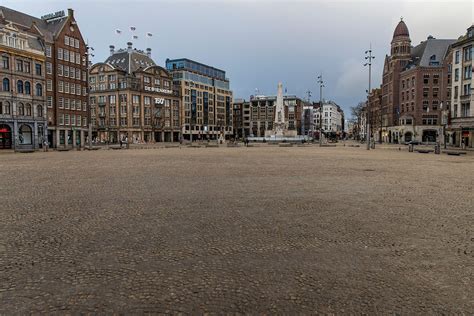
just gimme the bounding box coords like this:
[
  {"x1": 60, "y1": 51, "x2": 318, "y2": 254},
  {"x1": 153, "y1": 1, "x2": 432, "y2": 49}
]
[{"x1": 0, "y1": 124, "x2": 12, "y2": 149}]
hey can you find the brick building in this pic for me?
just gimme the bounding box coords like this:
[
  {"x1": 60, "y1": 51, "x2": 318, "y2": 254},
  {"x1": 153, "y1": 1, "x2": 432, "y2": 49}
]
[
  {"x1": 232, "y1": 98, "x2": 250, "y2": 139},
  {"x1": 0, "y1": 7, "x2": 89, "y2": 149},
  {"x1": 89, "y1": 44, "x2": 180, "y2": 143},
  {"x1": 0, "y1": 18, "x2": 47, "y2": 150},
  {"x1": 377, "y1": 19, "x2": 454, "y2": 144}
]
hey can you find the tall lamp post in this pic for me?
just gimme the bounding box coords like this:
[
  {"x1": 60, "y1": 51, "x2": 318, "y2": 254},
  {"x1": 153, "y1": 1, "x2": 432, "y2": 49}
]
[
  {"x1": 364, "y1": 46, "x2": 375, "y2": 150},
  {"x1": 304, "y1": 90, "x2": 311, "y2": 139},
  {"x1": 317, "y1": 75, "x2": 325, "y2": 147},
  {"x1": 440, "y1": 101, "x2": 447, "y2": 149}
]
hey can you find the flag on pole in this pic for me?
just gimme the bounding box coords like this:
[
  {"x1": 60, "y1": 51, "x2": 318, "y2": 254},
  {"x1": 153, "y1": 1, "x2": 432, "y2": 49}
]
[
  {"x1": 133, "y1": 35, "x2": 138, "y2": 40},
  {"x1": 130, "y1": 26, "x2": 136, "y2": 31},
  {"x1": 146, "y1": 32, "x2": 153, "y2": 37},
  {"x1": 115, "y1": 29, "x2": 122, "y2": 34}
]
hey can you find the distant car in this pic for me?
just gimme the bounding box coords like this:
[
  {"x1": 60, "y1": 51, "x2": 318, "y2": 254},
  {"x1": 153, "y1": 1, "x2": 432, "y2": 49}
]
[{"x1": 405, "y1": 140, "x2": 421, "y2": 145}]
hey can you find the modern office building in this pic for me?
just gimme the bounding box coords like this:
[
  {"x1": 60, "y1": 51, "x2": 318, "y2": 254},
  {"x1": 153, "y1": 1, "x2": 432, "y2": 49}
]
[
  {"x1": 0, "y1": 6, "x2": 90, "y2": 149},
  {"x1": 166, "y1": 58, "x2": 233, "y2": 141},
  {"x1": 449, "y1": 25, "x2": 474, "y2": 148},
  {"x1": 89, "y1": 44, "x2": 180, "y2": 143},
  {"x1": 0, "y1": 19, "x2": 47, "y2": 150}
]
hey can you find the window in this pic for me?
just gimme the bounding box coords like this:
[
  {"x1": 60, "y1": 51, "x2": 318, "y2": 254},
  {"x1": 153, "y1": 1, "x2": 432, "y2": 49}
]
[
  {"x1": 18, "y1": 124, "x2": 32, "y2": 145},
  {"x1": 71, "y1": 114, "x2": 76, "y2": 126},
  {"x1": 144, "y1": 76, "x2": 150, "y2": 84},
  {"x1": 16, "y1": 59, "x2": 23, "y2": 72},
  {"x1": 2, "y1": 78, "x2": 9, "y2": 91},
  {"x1": 76, "y1": 53, "x2": 80, "y2": 64},
  {"x1": 455, "y1": 68, "x2": 459, "y2": 81},
  {"x1": 76, "y1": 69, "x2": 80, "y2": 79},
  {"x1": 59, "y1": 114, "x2": 64, "y2": 125},
  {"x1": 17, "y1": 80, "x2": 24, "y2": 93},
  {"x1": 59, "y1": 97, "x2": 64, "y2": 108},
  {"x1": 75, "y1": 39, "x2": 79, "y2": 49},
  {"x1": 83, "y1": 117, "x2": 87, "y2": 127},
  {"x1": 423, "y1": 88, "x2": 429, "y2": 98},
  {"x1": 463, "y1": 46, "x2": 472, "y2": 61},
  {"x1": 65, "y1": 82, "x2": 69, "y2": 94},
  {"x1": 133, "y1": 95, "x2": 140, "y2": 104},
  {"x1": 154, "y1": 78, "x2": 160, "y2": 85},
  {"x1": 455, "y1": 50, "x2": 460, "y2": 64},
  {"x1": 464, "y1": 65, "x2": 472, "y2": 79},
  {"x1": 423, "y1": 74, "x2": 429, "y2": 84},
  {"x1": 58, "y1": 81, "x2": 64, "y2": 93},
  {"x1": 71, "y1": 99, "x2": 76, "y2": 110},
  {"x1": 36, "y1": 83, "x2": 43, "y2": 96},
  {"x1": 2, "y1": 56, "x2": 9, "y2": 69},
  {"x1": 463, "y1": 83, "x2": 471, "y2": 96},
  {"x1": 454, "y1": 86, "x2": 459, "y2": 98},
  {"x1": 433, "y1": 88, "x2": 439, "y2": 98},
  {"x1": 24, "y1": 61, "x2": 30, "y2": 73},
  {"x1": 35, "y1": 63, "x2": 42, "y2": 76},
  {"x1": 65, "y1": 114, "x2": 70, "y2": 125},
  {"x1": 47, "y1": 96, "x2": 53, "y2": 108},
  {"x1": 46, "y1": 62, "x2": 52, "y2": 74},
  {"x1": 58, "y1": 64, "x2": 63, "y2": 76},
  {"x1": 47, "y1": 80, "x2": 52, "y2": 91},
  {"x1": 65, "y1": 36, "x2": 70, "y2": 46},
  {"x1": 64, "y1": 65, "x2": 69, "y2": 77},
  {"x1": 109, "y1": 95, "x2": 116, "y2": 104},
  {"x1": 58, "y1": 48, "x2": 63, "y2": 60},
  {"x1": 64, "y1": 50, "x2": 69, "y2": 62},
  {"x1": 18, "y1": 103, "x2": 25, "y2": 115},
  {"x1": 65, "y1": 98, "x2": 70, "y2": 109},
  {"x1": 26, "y1": 103, "x2": 32, "y2": 116},
  {"x1": 70, "y1": 67, "x2": 75, "y2": 79},
  {"x1": 46, "y1": 46, "x2": 52, "y2": 57}
]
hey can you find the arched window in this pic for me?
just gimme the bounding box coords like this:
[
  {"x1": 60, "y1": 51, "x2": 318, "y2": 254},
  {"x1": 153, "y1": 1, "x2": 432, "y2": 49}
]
[
  {"x1": 18, "y1": 103, "x2": 25, "y2": 116},
  {"x1": 37, "y1": 105, "x2": 43, "y2": 117},
  {"x1": 2, "y1": 78, "x2": 9, "y2": 92},
  {"x1": 26, "y1": 103, "x2": 32, "y2": 116},
  {"x1": 4, "y1": 101, "x2": 11, "y2": 114},
  {"x1": 17, "y1": 80, "x2": 24, "y2": 93},
  {"x1": 24, "y1": 81, "x2": 31, "y2": 95},
  {"x1": 19, "y1": 124, "x2": 32, "y2": 145},
  {"x1": 35, "y1": 83, "x2": 42, "y2": 96}
]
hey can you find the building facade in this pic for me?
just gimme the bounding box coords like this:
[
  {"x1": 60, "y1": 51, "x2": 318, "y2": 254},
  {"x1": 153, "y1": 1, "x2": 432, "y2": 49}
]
[
  {"x1": 449, "y1": 25, "x2": 474, "y2": 148},
  {"x1": 1, "y1": 7, "x2": 89, "y2": 149},
  {"x1": 89, "y1": 44, "x2": 180, "y2": 143},
  {"x1": 248, "y1": 95, "x2": 303, "y2": 137},
  {"x1": 166, "y1": 58, "x2": 233, "y2": 141},
  {"x1": 0, "y1": 20, "x2": 47, "y2": 150},
  {"x1": 376, "y1": 19, "x2": 454, "y2": 144},
  {"x1": 233, "y1": 98, "x2": 250, "y2": 139}
]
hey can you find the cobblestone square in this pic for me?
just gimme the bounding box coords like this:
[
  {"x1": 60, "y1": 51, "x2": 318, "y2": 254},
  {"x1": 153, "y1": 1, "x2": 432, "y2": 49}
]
[{"x1": 1, "y1": 146, "x2": 473, "y2": 313}]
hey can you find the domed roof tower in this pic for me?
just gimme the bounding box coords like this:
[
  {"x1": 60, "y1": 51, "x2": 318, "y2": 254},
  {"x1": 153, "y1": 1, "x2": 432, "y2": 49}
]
[{"x1": 391, "y1": 18, "x2": 411, "y2": 57}]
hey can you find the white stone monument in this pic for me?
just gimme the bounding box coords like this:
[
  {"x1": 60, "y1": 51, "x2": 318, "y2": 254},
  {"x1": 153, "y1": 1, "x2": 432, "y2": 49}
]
[{"x1": 265, "y1": 82, "x2": 297, "y2": 138}]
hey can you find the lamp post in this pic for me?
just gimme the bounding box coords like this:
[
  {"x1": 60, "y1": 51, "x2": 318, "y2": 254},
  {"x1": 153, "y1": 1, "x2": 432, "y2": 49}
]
[
  {"x1": 440, "y1": 101, "x2": 447, "y2": 149},
  {"x1": 364, "y1": 46, "x2": 375, "y2": 150},
  {"x1": 317, "y1": 75, "x2": 324, "y2": 147}
]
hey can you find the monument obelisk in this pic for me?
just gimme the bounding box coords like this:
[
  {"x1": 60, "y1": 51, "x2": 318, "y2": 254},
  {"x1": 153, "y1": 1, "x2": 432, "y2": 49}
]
[{"x1": 273, "y1": 82, "x2": 287, "y2": 136}]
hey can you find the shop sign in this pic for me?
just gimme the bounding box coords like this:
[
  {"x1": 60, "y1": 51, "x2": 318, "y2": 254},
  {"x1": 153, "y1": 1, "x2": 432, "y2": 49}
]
[
  {"x1": 41, "y1": 10, "x2": 65, "y2": 21},
  {"x1": 155, "y1": 98, "x2": 164, "y2": 105},
  {"x1": 145, "y1": 86, "x2": 173, "y2": 94}
]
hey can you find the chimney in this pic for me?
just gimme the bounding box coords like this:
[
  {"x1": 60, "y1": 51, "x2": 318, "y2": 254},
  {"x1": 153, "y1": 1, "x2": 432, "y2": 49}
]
[
  {"x1": 127, "y1": 42, "x2": 132, "y2": 52},
  {"x1": 68, "y1": 8, "x2": 74, "y2": 18},
  {"x1": 109, "y1": 45, "x2": 115, "y2": 56},
  {"x1": 146, "y1": 48, "x2": 151, "y2": 57}
]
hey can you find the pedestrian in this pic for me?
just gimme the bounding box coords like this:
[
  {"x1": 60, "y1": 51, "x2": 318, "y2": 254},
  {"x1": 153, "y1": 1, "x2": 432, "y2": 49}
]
[{"x1": 119, "y1": 138, "x2": 123, "y2": 148}]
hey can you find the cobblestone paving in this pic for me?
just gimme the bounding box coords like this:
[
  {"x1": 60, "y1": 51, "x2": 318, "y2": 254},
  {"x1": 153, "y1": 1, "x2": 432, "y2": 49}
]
[{"x1": 0, "y1": 146, "x2": 473, "y2": 314}]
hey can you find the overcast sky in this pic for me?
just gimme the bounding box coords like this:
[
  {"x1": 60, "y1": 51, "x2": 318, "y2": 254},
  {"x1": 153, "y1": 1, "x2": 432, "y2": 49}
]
[{"x1": 4, "y1": 0, "x2": 473, "y2": 115}]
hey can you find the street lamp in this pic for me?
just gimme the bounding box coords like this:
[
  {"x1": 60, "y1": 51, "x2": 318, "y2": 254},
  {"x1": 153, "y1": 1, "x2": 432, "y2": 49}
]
[
  {"x1": 364, "y1": 46, "x2": 375, "y2": 150},
  {"x1": 317, "y1": 75, "x2": 324, "y2": 147},
  {"x1": 440, "y1": 101, "x2": 447, "y2": 149}
]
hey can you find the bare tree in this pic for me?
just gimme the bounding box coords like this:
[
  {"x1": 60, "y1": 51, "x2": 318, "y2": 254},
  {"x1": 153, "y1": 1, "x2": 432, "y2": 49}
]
[{"x1": 350, "y1": 102, "x2": 365, "y2": 140}]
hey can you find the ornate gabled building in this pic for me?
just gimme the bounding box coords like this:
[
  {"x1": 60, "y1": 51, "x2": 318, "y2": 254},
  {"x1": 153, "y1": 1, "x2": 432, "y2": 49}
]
[
  {"x1": 379, "y1": 19, "x2": 454, "y2": 144},
  {"x1": 0, "y1": 19, "x2": 47, "y2": 150},
  {"x1": 89, "y1": 43, "x2": 180, "y2": 143},
  {"x1": 0, "y1": 6, "x2": 89, "y2": 149}
]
